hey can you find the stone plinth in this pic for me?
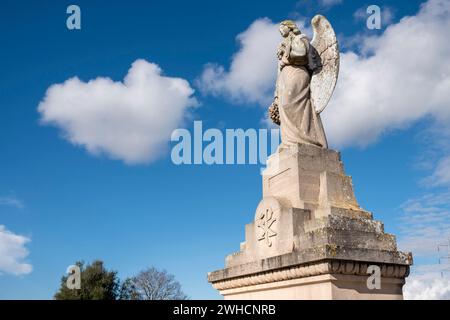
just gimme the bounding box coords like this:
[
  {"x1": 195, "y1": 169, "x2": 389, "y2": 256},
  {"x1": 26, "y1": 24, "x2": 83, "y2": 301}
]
[
  {"x1": 208, "y1": 143, "x2": 412, "y2": 300},
  {"x1": 215, "y1": 274, "x2": 406, "y2": 300}
]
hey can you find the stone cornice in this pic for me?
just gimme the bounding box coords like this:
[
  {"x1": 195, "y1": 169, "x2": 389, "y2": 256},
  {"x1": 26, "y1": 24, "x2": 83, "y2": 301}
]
[
  {"x1": 211, "y1": 260, "x2": 410, "y2": 291},
  {"x1": 209, "y1": 244, "x2": 412, "y2": 283}
]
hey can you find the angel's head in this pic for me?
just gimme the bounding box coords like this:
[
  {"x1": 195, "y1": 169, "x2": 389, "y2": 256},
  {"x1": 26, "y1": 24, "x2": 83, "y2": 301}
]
[{"x1": 279, "y1": 20, "x2": 301, "y2": 37}]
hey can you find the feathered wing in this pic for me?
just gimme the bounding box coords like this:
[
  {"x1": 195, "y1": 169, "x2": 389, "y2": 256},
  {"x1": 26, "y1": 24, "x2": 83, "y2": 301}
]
[{"x1": 310, "y1": 15, "x2": 340, "y2": 114}]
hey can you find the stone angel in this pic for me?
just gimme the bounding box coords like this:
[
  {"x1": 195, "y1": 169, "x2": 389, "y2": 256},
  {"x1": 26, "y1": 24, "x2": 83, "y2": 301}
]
[{"x1": 269, "y1": 16, "x2": 340, "y2": 149}]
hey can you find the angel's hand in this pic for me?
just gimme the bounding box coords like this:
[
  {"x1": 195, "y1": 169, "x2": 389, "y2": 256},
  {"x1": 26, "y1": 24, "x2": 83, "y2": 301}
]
[{"x1": 290, "y1": 36, "x2": 307, "y2": 58}]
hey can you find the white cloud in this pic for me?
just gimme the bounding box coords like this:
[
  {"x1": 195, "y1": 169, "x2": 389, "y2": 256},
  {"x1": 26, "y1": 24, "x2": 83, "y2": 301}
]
[
  {"x1": 319, "y1": 0, "x2": 342, "y2": 7},
  {"x1": 197, "y1": 19, "x2": 311, "y2": 107},
  {"x1": 353, "y1": 7, "x2": 367, "y2": 21},
  {"x1": 198, "y1": 0, "x2": 450, "y2": 150},
  {"x1": 404, "y1": 264, "x2": 450, "y2": 300},
  {"x1": 396, "y1": 174, "x2": 450, "y2": 300},
  {"x1": 398, "y1": 192, "x2": 450, "y2": 257},
  {"x1": 397, "y1": 191, "x2": 450, "y2": 300},
  {"x1": 323, "y1": 0, "x2": 450, "y2": 147},
  {"x1": 38, "y1": 59, "x2": 197, "y2": 165},
  {"x1": 405, "y1": 277, "x2": 450, "y2": 299},
  {"x1": 425, "y1": 156, "x2": 450, "y2": 187},
  {"x1": 0, "y1": 225, "x2": 32, "y2": 276},
  {"x1": 408, "y1": 123, "x2": 450, "y2": 187},
  {"x1": 382, "y1": 7, "x2": 395, "y2": 25},
  {"x1": 197, "y1": 18, "x2": 279, "y2": 106},
  {"x1": 0, "y1": 195, "x2": 24, "y2": 209}
]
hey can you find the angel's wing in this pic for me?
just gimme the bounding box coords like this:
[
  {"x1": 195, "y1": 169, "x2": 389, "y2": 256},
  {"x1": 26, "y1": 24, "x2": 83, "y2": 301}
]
[{"x1": 310, "y1": 15, "x2": 340, "y2": 114}]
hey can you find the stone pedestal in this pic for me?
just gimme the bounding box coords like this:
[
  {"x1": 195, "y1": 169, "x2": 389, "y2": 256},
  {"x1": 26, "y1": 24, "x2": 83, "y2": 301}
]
[{"x1": 208, "y1": 143, "x2": 412, "y2": 300}]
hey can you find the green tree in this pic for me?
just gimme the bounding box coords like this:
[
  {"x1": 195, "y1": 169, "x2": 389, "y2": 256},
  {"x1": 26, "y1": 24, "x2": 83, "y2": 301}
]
[
  {"x1": 118, "y1": 277, "x2": 139, "y2": 300},
  {"x1": 54, "y1": 260, "x2": 120, "y2": 300}
]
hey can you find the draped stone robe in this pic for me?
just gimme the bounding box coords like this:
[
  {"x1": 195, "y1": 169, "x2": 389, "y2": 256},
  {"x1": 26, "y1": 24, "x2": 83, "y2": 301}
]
[{"x1": 276, "y1": 34, "x2": 328, "y2": 149}]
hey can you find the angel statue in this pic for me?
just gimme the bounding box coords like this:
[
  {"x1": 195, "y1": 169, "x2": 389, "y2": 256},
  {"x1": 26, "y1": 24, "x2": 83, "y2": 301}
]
[{"x1": 269, "y1": 16, "x2": 340, "y2": 149}]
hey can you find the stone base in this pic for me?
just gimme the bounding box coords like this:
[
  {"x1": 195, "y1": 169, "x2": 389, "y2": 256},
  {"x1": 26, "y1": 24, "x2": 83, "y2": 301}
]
[
  {"x1": 208, "y1": 143, "x2": 412, "y2": 300},
  {"x1": 219, "y1": 274, "x2": 404, "y2": 300}
]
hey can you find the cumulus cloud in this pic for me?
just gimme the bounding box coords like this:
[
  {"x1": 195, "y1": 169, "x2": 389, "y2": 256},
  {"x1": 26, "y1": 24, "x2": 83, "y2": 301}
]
[
  {"x1": 323, "y1": 0, "x2": 450, "y2": 147},
  {"x1": 38, "y1": 59, "x2": 197, "y2": 165},
  {"x1": 197, "y1": 18, "x2": 279, "y2": 106},
  {"x1": 404, "y1": 264, "x2": 450, "y2": 300},
  {"x1": 405, "y1": 277, "x2": 450, "y2": 300},
  {"x1": 197, "y1": 19, "x2": 311, "y2": 106},
  {"x1": 0, "y1": 225, "x2": 32, "y2": 275},
  {"x1": 198, "y1": 0, "x2": 450, "y2": 150}
]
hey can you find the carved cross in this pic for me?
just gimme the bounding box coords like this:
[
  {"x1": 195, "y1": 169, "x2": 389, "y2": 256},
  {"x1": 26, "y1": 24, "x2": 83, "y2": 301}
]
[{"x1": 257, "y1": 208, "x2": 277, "y2": 247}]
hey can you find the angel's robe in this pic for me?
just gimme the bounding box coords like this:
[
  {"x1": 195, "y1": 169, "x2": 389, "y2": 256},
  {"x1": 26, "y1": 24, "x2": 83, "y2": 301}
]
[{"x1": 276, "y1": 34, "x2": 328, "y2": 149}]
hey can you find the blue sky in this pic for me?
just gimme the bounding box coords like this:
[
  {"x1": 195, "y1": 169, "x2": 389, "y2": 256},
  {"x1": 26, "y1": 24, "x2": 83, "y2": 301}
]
[{"x1": 1, "y1": 0, "x2": 450, "y2": 299}]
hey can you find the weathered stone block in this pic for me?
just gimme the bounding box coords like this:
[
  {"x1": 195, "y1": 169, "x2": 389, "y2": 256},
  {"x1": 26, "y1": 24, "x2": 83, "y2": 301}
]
[{"x1": 208, "y1": 143, "x2": 412, "y2": 300}]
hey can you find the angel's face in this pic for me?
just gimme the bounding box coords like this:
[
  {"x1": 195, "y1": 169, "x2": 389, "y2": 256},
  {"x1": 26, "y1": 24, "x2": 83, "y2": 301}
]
[{"x1": 279, "y1": 25, "x2": 290, "y2": 37}]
